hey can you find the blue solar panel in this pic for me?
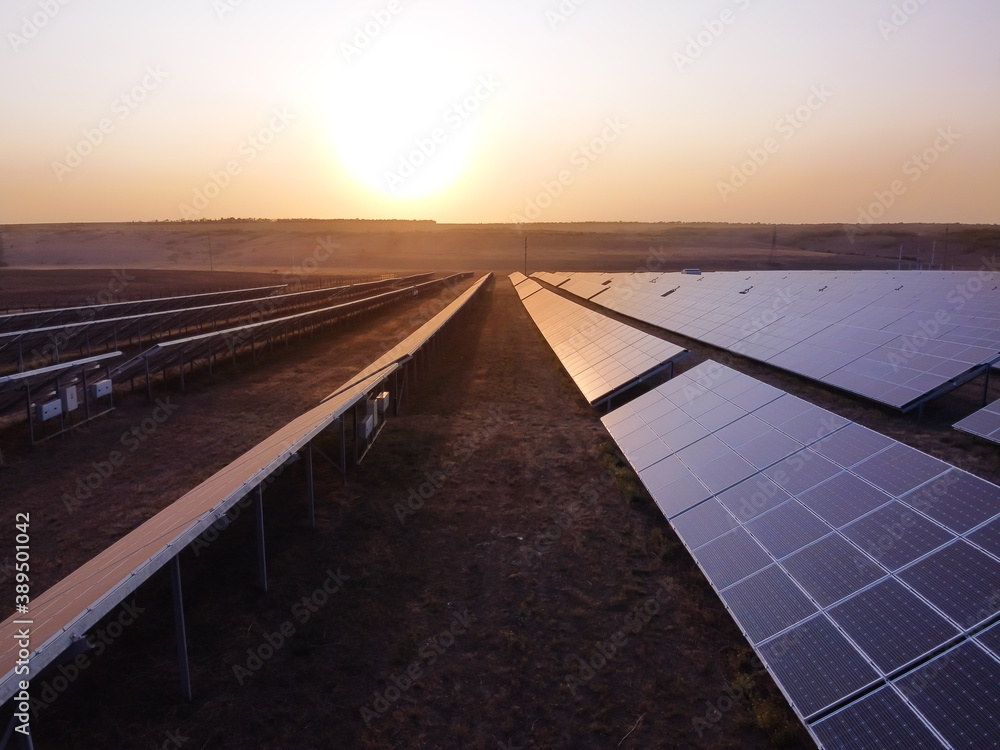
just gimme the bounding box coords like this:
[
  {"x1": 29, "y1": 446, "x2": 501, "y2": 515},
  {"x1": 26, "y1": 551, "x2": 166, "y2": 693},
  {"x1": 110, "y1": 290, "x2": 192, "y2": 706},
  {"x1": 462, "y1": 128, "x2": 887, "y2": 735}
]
[
  {"x1": 968, "y1": 518, "x2": 1000, "y2": 559},
  {"x1": 719, "y1": 565, "x2": 817, "y2": 644},
  {"x1": 758, "y1": 615, "x2": 881, "y2": 719},
  {"x1": 840, "y1": 502, "x2": 955, "y2": 572},
  {"x1": 782, "y1": 534, "x2": 887, "y2": 607},
  {"x1": 692, "y1": 527, "x2": 773, "y2": 589},
  {"x1": 976, "y1": 622, "x2": 1000, "y2": 661},
  {"x1": 715, "y1": 475, "x2": 793, "y2": 522},
  {"x1": 811, "y1": 686, "x2": 946, "y2": 750},
  {"x1": 798, "y1": 473, "x2": 893, "y2": 528},
  {"x1": 852, "y1": 444, "x2": 950, "y2": 498},
  {"x1": 671, "y1": 498, "x2": 739, "y2": 549},
  {"x1": 828, "y1": 578, "x2": 961, "y2": 675},
  {"x1": 811, "y1": 423, "x2": 895, "y2": 469},
  {"x1": 764, "y1": 450, "x2": 846, "y2": 496},
  {"x1": 898, "y1": 470, "x2": 1000, "y2": 534},
  {"x1": 745, "y1": 500, "x2": 831, "y2": 559},
  {"x1": 895, "y1": 642, "x2": 1000, "y2": 750},
  {"x1": 898, "y1": 541, "x2": 1000, "y2": 630}
]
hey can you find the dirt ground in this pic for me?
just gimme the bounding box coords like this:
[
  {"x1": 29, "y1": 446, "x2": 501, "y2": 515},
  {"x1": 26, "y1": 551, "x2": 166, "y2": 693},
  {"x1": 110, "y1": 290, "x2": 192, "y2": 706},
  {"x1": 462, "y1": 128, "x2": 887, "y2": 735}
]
[{"x1": 1, "y1": 256, "x2": 998, "y2": 749}]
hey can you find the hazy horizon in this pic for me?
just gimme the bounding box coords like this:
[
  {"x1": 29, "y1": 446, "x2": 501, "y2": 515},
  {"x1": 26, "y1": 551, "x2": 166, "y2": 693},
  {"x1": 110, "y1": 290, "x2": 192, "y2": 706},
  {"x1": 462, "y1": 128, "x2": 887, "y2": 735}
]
[{"x1": 3, "y1": 1, "x2": 998, "y2": 226}]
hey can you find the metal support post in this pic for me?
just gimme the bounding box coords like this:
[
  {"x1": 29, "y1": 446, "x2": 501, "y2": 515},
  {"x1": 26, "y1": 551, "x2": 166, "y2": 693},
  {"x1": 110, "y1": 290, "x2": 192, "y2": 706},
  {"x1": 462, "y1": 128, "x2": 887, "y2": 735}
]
[
  {"x1": 306, "y1": 442, "x2": 315, "y2": 528},
  {"x1": 256, "y1": 485, "x2": 267, "y2": 592},
  {"x1": 170, "y1": 555, "x2": 193, "y2": 701}
]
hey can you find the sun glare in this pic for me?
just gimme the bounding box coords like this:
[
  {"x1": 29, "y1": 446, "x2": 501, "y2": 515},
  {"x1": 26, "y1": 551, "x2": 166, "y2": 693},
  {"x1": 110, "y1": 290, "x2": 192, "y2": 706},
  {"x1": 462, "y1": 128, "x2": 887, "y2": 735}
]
[{"x1": 327, "y1": 33, "x2": 485, "y2": 202}]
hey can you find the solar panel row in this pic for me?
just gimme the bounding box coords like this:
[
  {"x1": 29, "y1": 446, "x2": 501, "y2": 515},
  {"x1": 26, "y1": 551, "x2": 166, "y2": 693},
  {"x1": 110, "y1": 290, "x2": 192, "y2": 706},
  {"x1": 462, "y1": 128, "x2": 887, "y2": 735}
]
[
  {"x1": 552, "y1": 270, "x2": 1000, "y2": 412},
  {"x1": 602, "y1": 360, "x2": 1000, "y2": 747},
  {"x1": 0, "y1": 278, "x2": 405, "y2": 372},
  {"x1": 109, "y1": 275, "x2": 471, "y2": 385},
  {"x1": 512, "y1": 276, "x2": 687, "y2": 407},
  {"x1": 0, "y1": 284, "x2": 287, "y2": 333},
  {"x1": 954, "y1": 398, "x2": 1000, "y2": 445},
  {"x1": 0, "y1": 273, "x2": 492, "y2": 708}
]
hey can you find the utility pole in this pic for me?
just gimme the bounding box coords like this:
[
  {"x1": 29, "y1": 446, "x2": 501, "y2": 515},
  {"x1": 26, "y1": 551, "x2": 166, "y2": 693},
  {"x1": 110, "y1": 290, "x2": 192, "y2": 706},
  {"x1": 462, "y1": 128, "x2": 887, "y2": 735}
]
[
  {"x1": 898, "y1": 244, "x2": 903, "y2": 271},
  {"x1": 944, "y1": 226, "x2": 950, "y2": 270},
  {"x1": 524, "y1": 236, "x2": 528, "y2": 276},
  {"x1": 208, "y1": 236, "x2": 214, "y2": 272},
  {"x1": 931, "y1": 240, "x2": 936, "y2": 270},
  {"x1": 769, "y1": 226, "x2": 777, "y2": 264}
]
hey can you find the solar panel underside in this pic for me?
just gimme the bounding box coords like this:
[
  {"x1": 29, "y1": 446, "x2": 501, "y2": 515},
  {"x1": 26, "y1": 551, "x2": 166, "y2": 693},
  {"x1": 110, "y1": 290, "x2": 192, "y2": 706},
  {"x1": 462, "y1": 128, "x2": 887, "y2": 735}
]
[
  {"x1": 566, "y1": 271, "x2": 1000, "y2": 411},
  {"x1": 602, "y1": 360, "x2": 1000, "y2": 747},
  {"x1": 517, "y1": 286, "x2": 687, "y2": 406},
  {"x1": 954, "y1": 398, "x2": 1000, "y2": 445}
]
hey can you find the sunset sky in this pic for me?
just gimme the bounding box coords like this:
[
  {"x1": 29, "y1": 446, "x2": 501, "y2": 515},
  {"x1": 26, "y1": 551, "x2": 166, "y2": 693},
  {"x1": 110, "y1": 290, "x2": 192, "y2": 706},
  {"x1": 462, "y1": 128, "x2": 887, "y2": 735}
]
[{"x1": 2, "y1": 0, "x2": 998, "y2": 225}]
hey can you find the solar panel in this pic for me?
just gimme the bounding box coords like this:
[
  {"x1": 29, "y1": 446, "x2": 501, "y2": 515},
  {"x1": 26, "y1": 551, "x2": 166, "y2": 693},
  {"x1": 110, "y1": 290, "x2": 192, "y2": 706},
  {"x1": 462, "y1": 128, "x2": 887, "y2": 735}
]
[
  {"x1": 897, "y1": 541, "x2": 1000, "y2": 629},
  {"x1": 745, "y1": 500, "x2": 832, "y2": 559},
  {"x1": 827, "y1": 578, "x2": 961, "y2": 675},
  {"x1": 782, "y1": 534, "x2": 887, "y2": 607},
  {"x1": 798, "y1": 473, "x2": 893, "y2": 528},
  {"x1": 898, "y1": 470, "x2": 1000, "y2": 534},
  {"x1": 671, "y1": 498, "x2": 740, "y2": 549},
  {"x1": 514, "y1": 284, "x2": 688, "y2": 407},
  {"x1": 894, "y1": 642, "x2": 1000, "y2": 750},
  {"x1": 976, "y1": 622, "x2": 1000, "y2": 660},
  {"x1": 840, "y1": 501, "x2": 954, "y2": 572},
  {"x1": 602, "y1": 359, "x2": 1000, "y2": 740},
  {"x1": 694, "y1": 527, "x2": 773, "y2": 589},
  {"x1": 758, "y1": 614, "x2": 881, "y2": 719},
  {"x1": 564, "y1": 270, "x2": 1000, "y2": 412},
  {"x1": 720, "y1": 565, "x2": 817, "y2": 644},
  {"x1": 811, "y1": 686, "x2": 946, "y2": 749},
  {"x1": 852, "y1": 444, "x2": 951, "y2": 498},
  {"x1": 954, "y1": 398, "x2": 1000, "y2": 445}
]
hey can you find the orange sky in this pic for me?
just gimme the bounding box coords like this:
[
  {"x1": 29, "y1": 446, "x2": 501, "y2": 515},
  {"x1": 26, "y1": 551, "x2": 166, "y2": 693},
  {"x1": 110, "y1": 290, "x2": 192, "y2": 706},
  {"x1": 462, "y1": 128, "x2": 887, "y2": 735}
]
[{"x1": 2, "y1": 0, "x2": 998, "y2": 225}]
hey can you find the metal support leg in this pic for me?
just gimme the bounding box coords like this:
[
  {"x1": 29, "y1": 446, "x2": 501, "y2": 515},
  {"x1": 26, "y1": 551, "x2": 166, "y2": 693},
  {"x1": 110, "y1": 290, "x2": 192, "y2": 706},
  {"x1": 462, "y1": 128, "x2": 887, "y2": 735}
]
[
  {"x1": 145, "y1": 357, "x2": 153, "y2": 404},
  {"x1": 255, "y1": 485, "x2": 267, "y2": 592},
  {"x1": 25, "y1": 384, "x2": 34, "y2": 447},
  {"x1": 985, "y1": 366, "x2": 993, "y2": 407},
  {"x1": 340, "y1": 417, "x2": 347, "y2": 485},
  {"x1": 170, "y1": 556, "x2": 193, "y2": 701},
  {"x1": 306, "y1": 442, "x2": 315, "y2": 528}
]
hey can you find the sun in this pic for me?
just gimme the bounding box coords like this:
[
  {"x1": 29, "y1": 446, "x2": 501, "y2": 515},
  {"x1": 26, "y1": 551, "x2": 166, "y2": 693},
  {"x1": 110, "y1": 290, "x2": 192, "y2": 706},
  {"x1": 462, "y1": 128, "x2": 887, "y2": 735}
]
[{"x1": 327, "y1": 34, "x2": 482, "y2": 201}]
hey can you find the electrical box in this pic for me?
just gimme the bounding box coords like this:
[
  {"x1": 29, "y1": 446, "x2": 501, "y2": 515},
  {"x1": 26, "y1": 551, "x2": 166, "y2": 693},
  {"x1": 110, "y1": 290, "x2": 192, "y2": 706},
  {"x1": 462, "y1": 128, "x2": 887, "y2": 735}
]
[
  {"x1": 36, "y1": 399, "x2": 62, "y2": 422},
  {"x1": 90, "y1": 380, "x2": 112, "y2": 399},
  {"x1": 376, "y1": 392, "x2": 390, "y2": 416},
  {"x1": 357, "y1": 414, "x2": 375, "y2": 440},
  {"x1": 682, "y1": 268, "x2": 702, "y2": 275},
  {"x1": 366, "y1": 399, "x2": 379, "y2": 428},
  {"x1": 59, "y1": 386, "x2": 79, "y2": 413}
]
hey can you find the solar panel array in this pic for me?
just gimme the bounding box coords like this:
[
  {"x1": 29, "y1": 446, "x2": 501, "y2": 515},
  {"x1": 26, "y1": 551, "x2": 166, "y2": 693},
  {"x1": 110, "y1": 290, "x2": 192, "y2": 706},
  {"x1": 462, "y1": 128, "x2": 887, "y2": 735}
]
[
  {"x1": 0, "y1": 273, "x2": 492, "y2": 708},
  {"x1": 109, "y1": 275, "x2": 471, "y2": 384},
  {"x1": 602, "y1": 360, "x2": 1000, "y2": 748},
  {"x1": 550, "y1": 271, "x2": 1000, "y2": 412},
  {"x1": 0, "y1": 352, "x2": 121, "y2": 414},
  {"x1": 0, "y1": 284, "x2": 287, "y2": 333},
  {"x1": 0, "y1": 278, "x2": 404, "y2": 372},
  {"x1": 512, "y1": 276, "x2": 687, "y2": 407},
  {"x1": 954, "y1": 398, "x2": 1000, "y2": 445}
]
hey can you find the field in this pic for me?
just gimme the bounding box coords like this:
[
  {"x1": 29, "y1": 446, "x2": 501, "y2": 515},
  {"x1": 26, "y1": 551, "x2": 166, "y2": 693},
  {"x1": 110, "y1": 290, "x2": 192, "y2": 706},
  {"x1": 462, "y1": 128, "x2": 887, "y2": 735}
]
[{"x1": 1, "y1": 222, "x2": 999, "y2": 749}]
